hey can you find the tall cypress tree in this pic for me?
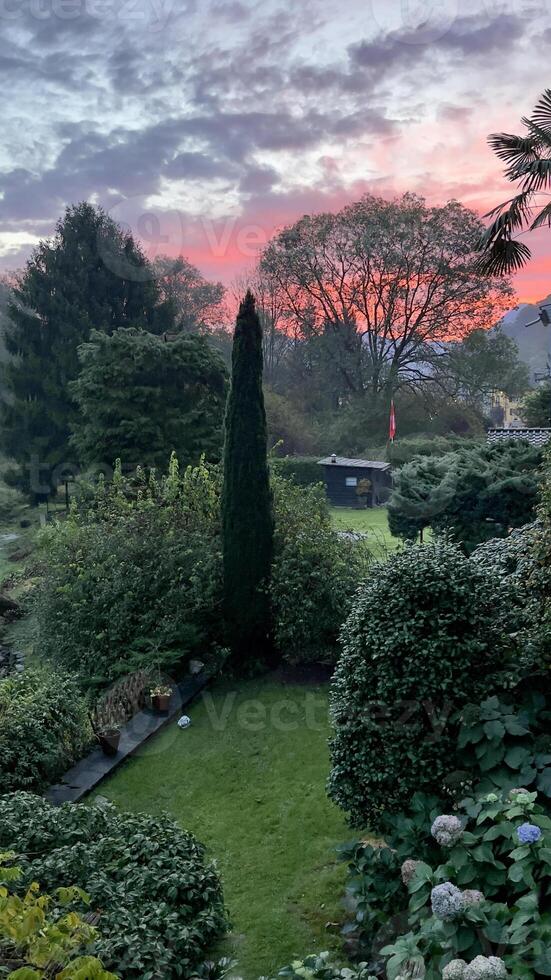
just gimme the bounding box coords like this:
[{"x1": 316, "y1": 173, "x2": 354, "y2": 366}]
[
  {"x1": 222, "y1": 291, "x2": 274, "y2": 667},
  {"x1": 0, "y1": 202, "x2": 174, "y2": 499}
]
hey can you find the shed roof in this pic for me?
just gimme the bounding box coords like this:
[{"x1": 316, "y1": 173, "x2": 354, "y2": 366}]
[{"x1": 318, "y1": 456, "x2": 391, "y2": 471}]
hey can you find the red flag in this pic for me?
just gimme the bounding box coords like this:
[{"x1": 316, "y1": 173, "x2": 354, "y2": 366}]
[{"x1": 389, "y1": 400, "x2": 396, "y2": 442}]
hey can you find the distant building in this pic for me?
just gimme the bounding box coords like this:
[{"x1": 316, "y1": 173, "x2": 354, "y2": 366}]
[
  {"x1": 487, "y1": 427, "x2": 551, "y2": 448},
  {"x1": 318, "y1": 455, "x2": 392, "y2": 508},
  {"x1": 487, "y1": 390, "x2": 524, "y2": 428}
]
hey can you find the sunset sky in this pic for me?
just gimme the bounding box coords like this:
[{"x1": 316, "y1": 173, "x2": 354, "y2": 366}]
[{"x1": 1, "y1": 0, "x2": 550, "y2": 303}]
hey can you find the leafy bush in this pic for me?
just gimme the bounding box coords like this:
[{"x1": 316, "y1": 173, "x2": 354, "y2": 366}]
[
  {"x1": 0, "y1": 667, "x2": 91, "y2": 793},
  {"x1": 34, "y1": 456, "x2": 223, "y2": 690},
  {"x1": 0, "y1": 851, "x2": 118, "y2": 979},
  {"x1": 337, "y1": 796, "x2": 444, "y2": 962},
  {"x1": 388, "y1": 441, "x2": 542, "y2": 553},
  {"x1": 267, "y1": 951, "x2": 376, "y2": 980},
  {"x1": 271, "y1": 475, "x2": 370, "y2": 663},
  {"x1": 456, "y1": 694, "x2": 551, "y2": 801},
  {"x1": 270, "y1": 456, "x2": 324, "y2": 488},
  {"x1": 328, "y1": 542, "x2": 524, "y2": 828},
  {"x1": 0, "y1": 794, "x2": 228, "y2": 980},
  {"x1": 380, "y1": 789, "x2": 551, "y2": 979}
]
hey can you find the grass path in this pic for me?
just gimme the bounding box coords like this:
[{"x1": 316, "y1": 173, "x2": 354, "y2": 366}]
[{"x1": 95, "y1": 678, "x2": 351, "y2": 980}]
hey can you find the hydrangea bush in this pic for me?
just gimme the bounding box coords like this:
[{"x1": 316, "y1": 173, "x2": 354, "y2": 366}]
[{"x1": 380, "y1": 789, "x2": 551, "y2": 979}]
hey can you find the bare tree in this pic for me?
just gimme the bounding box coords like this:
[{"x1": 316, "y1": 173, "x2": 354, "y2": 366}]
[
  {"x1": 260, "y1": 193, "x2": 513, "y2": 406},
  {"x1": 231, "y1": 267, "x2": 295, "y2": 384},
  {"x1": 152, "y1": 255, "x2": 227, "y2": 333}
]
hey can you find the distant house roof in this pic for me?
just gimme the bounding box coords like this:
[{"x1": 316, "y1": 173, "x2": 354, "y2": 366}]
[
  {"x1": 488, "y1": 427, "x2": 551, "y2": 448},
  {"x1": 317, "y1": 456, "x2": 391, "y2": 471}
]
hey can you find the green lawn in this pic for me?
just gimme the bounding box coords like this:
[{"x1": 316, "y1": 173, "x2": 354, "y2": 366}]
[
  {"x1": 329, "y1": 505, "x2": 400, "y2": 556},
  {"x1": 94, "y1": 678, "x2": 351, "y2": 980}
]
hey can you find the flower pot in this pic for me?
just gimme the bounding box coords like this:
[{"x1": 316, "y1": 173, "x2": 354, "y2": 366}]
[
  {"x1": 152, "y1": 693, "x2": 171, "y2": 714},
  {"x1": 98, "y1": 728, "x2": 121, "y2": 756}
]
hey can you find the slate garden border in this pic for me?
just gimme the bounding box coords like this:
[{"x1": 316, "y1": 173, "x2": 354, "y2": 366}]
[{"x1": 44, "y1": 671, "x2": 210, "y2": 805}]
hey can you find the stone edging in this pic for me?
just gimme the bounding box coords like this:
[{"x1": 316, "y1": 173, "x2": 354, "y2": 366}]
[{"x1": 44, "y1": 672, "x2": 211, "y2": 806}]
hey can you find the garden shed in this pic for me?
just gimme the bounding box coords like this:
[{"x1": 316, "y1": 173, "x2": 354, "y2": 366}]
[{"x1": 318, "y1": 455, "x2": 392, "y2": 508}]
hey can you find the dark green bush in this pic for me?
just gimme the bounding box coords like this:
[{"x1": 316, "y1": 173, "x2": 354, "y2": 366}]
[
  {"x1": 0, "y1": 667, "x2": 91, "y2": 793},
  {"x1": 34, "y1": 456, "x2": 223, "y2": 690},
  {"x1": 328, "y1": 542, "x2": 525, "y2": 828},
  {"x1": 271, "y1": 475, "x2": 370, "y2": 663},
  {"x1": 270, "y1": 456, "x2": 324, "y2": 488},
  {"x1": 0, "y1": 793, "x2": 228, "y2": 980}
]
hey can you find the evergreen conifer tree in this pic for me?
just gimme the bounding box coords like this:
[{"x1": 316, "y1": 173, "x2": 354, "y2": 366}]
[
  {"x1": 0, "y1": 202, "x2": 173, "y2": 498},
  {"x1": 222, "y1": 291, "x2": 274, "y2": 667}
]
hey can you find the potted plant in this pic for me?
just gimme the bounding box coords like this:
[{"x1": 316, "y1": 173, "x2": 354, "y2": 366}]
[
  {"x1": 150, "y1": 684, "x2": 173, "y2": 714},
  {"x1": 89, "y1": 710, "x2": 121, "y2": 757},
  {"x1": 97, "y1": 727, "x2": 121, "y2": 756}
]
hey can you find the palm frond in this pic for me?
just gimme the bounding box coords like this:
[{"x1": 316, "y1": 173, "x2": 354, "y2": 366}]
[
  {"x1": 487, "y1": 132, "x2": 539, "y2": 173},
  {"x1": 483, "y1": 191, "x2": 532, "y2": 229},
  {"x1": 476, "y1": 238, "x2": 531, "y2": 276},
  {"x1": 530, "y1": 200, "x2": 551, "y2": 230},
  {"x1": 531, "y1": 88, "x2": 551, "y2": 130},
  {"x1": 521, "y1": 158, "x2": 551, "y2": 193},
  {"x1": 522, "y1": 115, "x2": 551, "y2": 150}
]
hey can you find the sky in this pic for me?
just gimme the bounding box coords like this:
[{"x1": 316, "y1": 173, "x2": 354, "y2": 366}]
[{"x1": 0, "y1": 0, "x2": 550, "y2": 303}]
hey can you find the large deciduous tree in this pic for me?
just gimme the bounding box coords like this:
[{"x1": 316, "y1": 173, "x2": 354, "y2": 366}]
[
  {"x1": 70, "y1": 327, "x2": 227, "y2": 471},
  {"x1": 260, "y1": 193, "x2": 512, "y2": 408},
  {"x1": 222, "y1": 291, "x2": 274, "y2": 668},
  {"x1": 151, "y1": 254, "x2": 226, "y2": 333},
  {"x1": 0, "y1": 203, "x2": 174, "y2": 498}
]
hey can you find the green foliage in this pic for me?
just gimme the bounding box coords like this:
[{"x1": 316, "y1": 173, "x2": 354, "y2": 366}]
[
  {"x1": 0, "y1": 795, "x2": 228, "y2": 980},
  {"x1": 380, "y1": 789, "x2": 551, "y2": 979},
  {"x1": 34, "y1": 456, "x2": 222, "y2": 690},
  {"x1": 521, "y1": 382, "x2": 551, "y2": 427},
  {"x1": 388, "y1": 441, "x2": 541, "y2": 553},
  {"x1": 0, "y1": 203, "x2": 173, "y2": 499},
  {"x1": 222, "y1": 291, "x2": 274, "y2": 666},
  {"x1": 270, "y1": 456, "x2": 323, "y2": 488},
  {"x1": 385, "y1": 437, "x2": 479, "y2": 469},
  {"x1": 328, "y1": 542, "x2": 524, "y2": 828},
  {"x1": 0, "y1": 668, "x2": 91, "y2": 794},
  {"x1": 0, "y1": 852, "x2": 118, "y2": 980},
  {"x1": 264, "y1": 390, "x2": 318, "y2": 457},
  {"x1": 457, "y1": 695, "x2": 551, "y2": 801},
  {"x1": 447, "y1": 327, "x2": 529, "y2": 409},
  {"x1": 267, "y1": 951, "x2": 376, "y2": 980},
  {"x1": 270, "y1": 476, "x2": 370, "y2": 663},
  {"x1": 70, "y1": 328, "x2": 227, "y2": 471}
]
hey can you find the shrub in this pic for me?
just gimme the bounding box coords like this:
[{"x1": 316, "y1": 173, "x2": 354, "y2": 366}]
[
  {"x1": 0, "y1": 794, "x2": 228, "y2": 980},
  {"x1": 0, "y1": 667, "x2": 91, "y2": 793},
  {"x1": 327, "y1": 542, "x2": 524, "y2": 828},
  {"x1": 388, "y1": 441, "x2": 542, "y2": 553},
  {"x1": 267, "y1": 952, "x2": 376, "y2": 980},
  {"x1": 379, "y1": 789, "x2": 551, "y2": 979},
  {"x1": 34, "y1": 456, "x2": 223, "y2": 690},
  {"x1": 271, "y1": 475, "x2": 370, "y2": 663},
  {"x1": 0, "y1": 852, "x2": 118, "y2": 978},
  {"x1": 270, "y1": 456, "x2": 324, "y2": 488},
  {"x1": 456, "y1": 694, "x2": 551, "y2": 801}
]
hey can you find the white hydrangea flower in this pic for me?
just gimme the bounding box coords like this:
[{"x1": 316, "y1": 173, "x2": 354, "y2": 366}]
[
  {"x1": 431, "y1": 882, "x2": 464, "y2": 921},
  {"x1": 401, "y1": 858, "x2": 420, "y2": 886},
  {"x1": 443, "y1": 961, "x2": 467, "y2": 980},
  {"x1": 431, "y1": 815, "x2": 463, "y2": 847},
  {"x1": 462, "y1": 889, "x2": 484, "y2": 906},
  {"x1": 464, "y1": 955, "x2": 507, "y2": 979}
]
